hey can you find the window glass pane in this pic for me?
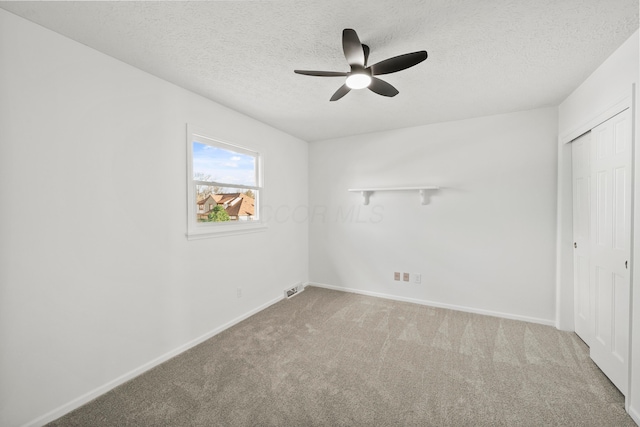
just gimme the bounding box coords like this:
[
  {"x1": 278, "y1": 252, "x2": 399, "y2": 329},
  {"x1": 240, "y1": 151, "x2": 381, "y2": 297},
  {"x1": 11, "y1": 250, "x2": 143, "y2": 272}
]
[
  {"x1": 192, "y1": 141, "x2": 256, "y2": 187},
  {"x1": 195, "y1": 185, "x2": 258, "y2": 222}
]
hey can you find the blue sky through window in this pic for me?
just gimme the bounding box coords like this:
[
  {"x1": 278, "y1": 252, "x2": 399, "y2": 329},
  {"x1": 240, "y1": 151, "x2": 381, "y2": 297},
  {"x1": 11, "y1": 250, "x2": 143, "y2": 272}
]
[{"x1": 192, "y1": 141, "x2": 256, "y2": 187}]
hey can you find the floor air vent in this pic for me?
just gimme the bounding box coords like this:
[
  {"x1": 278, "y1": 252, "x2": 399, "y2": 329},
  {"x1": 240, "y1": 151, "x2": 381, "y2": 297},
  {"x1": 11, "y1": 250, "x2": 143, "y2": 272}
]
[{"x1": 284, "y1": 283, "x2": 303, "y2": 299}]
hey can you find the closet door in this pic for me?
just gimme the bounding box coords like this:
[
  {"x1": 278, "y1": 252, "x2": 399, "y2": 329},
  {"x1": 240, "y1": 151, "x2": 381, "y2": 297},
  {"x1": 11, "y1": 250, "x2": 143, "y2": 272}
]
[
  {"x1": 572, "y1": 132, "x2": 592, "y2": 345},
  {"x1": 589, "y1": 108, "x2": 632, "y2": 396}
]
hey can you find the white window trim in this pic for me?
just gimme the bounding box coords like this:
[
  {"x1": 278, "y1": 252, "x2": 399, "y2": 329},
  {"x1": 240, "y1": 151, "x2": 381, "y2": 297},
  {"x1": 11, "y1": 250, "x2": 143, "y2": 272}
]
[{"x1": 186, "y1": 124, "x2": 266, "y2": 240}]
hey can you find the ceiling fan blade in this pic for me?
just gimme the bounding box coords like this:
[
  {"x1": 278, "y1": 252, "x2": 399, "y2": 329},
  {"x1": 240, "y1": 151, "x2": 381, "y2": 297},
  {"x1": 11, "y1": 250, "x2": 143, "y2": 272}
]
[
  {"x1": 363, "y1": 44, "x2": 370, "y2": 67},
  {"x1": 342, "y1": 28, "x2": 365, "y2": 67},
  {"x1": 370, "y1": 51, "x2": 428, "y2": 76},
  {"x1": 330, "y1": 84, "x2": 351, "y2": 101},
  {"x1": 368, "y1": 77, "x2": 399, "y2": 97},
  {"x1": 294, "y1": 70, "x2": 348, "y2": 77}
]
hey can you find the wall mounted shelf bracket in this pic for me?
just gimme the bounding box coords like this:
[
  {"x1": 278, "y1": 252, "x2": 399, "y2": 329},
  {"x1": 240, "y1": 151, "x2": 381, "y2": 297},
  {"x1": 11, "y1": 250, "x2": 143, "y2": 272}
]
[{"x1": 361, "y1": 190, "x2": 373, "y2": 205}]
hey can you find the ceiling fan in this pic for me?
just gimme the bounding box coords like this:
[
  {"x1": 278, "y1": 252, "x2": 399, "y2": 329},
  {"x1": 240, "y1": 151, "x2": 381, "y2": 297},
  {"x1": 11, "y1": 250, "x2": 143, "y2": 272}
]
[{"x1": 294, "y1": 28, "x2": 428, "y2": 101}]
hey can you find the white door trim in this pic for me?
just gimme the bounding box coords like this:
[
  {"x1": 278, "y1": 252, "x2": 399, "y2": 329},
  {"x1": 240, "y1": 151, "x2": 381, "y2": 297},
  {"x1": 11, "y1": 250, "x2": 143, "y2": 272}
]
[{"x1": 560, "y1": 95, "x2": 632, "y2": 145}]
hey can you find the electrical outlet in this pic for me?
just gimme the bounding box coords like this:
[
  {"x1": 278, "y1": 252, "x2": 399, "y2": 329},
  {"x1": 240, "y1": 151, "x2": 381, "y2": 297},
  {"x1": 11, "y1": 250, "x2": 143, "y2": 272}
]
[
  {"x1": 403, "y1": 273, "x2": 410, "y2": 282},
  {"x1": 414, "y1": 274, "x2": 422, "y2": 284},
  {"x1": 394, "y1": 272, "x2": 400, "y2": 281},
  {"x1": 237, "y1": 287, "x2": 242, "y2": 298}
]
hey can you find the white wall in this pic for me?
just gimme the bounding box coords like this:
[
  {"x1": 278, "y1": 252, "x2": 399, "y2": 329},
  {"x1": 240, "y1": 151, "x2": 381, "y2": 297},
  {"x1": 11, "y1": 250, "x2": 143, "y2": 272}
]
[
  {"x1": 556, "y1": 30, "x2": 639, "y2": 422},
  {"x1": 308, "y1": 107, "x2": 559, "y2": 324},
  {"x1": 558, "y1": 30, "x2": 639, "y2": 138},
  {"x1": 0, "y1": 10, "x2": 308, "y2": 427}
]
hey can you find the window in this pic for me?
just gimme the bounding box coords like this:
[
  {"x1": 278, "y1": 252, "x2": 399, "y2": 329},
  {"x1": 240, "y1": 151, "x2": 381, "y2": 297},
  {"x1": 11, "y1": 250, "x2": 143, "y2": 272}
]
[{"x1": 186, "y1": 125, "x2": 265, "y2": 239}]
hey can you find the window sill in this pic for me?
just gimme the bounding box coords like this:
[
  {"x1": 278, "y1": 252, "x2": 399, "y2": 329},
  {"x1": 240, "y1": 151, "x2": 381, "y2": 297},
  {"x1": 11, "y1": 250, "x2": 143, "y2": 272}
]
[{"x1": 186, "y1": 221, "x2": 268, "y2": 240}]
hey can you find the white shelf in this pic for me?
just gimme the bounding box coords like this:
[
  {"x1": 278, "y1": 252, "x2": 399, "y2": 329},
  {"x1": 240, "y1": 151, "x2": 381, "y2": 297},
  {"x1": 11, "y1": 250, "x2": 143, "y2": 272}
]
[{"x1": 348, "y1": 186, "x2": 440, "y2": 205}]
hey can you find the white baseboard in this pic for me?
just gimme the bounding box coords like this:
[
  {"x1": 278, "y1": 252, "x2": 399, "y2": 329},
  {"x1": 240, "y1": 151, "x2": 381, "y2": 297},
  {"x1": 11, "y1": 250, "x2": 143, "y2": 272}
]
[
  {"x1": 23, "y1": 294, "x2": 284, "y2": 427},
  {"x1": 307, "y1": 282, "x2": 555, "y2": 327}
]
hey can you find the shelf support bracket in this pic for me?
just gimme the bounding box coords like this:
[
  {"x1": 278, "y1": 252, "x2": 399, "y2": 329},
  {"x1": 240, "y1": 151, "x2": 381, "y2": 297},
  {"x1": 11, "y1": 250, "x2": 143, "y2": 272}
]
[
  {"x1": 419, "y1": 189, "x2": 429, "y2": 205},
  {"x1": 419, "y1": 188, "x2": 440, "y2": 205},
  {"x1": 362, "y1": 191, "x2": 372, "y2": 205}
]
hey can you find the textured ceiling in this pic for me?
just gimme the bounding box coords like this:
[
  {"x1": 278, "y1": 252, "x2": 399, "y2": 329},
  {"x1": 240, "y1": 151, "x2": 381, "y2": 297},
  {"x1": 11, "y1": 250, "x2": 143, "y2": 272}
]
[{"x1": 1, "y1": 0, "x2": 638, "y2": 142}]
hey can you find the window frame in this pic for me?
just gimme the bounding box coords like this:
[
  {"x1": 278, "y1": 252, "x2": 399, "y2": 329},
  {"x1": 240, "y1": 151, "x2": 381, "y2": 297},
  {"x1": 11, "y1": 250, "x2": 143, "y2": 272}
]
[{"x1": 186, "y1": 124, "x2": 266, "y2": 240}]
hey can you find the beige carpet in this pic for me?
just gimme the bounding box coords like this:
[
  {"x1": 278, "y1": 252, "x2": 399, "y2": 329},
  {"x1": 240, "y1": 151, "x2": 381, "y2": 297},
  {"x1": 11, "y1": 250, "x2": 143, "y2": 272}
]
[{"x1": 48, "y1": 286, "x2": 636, "y2": 426}]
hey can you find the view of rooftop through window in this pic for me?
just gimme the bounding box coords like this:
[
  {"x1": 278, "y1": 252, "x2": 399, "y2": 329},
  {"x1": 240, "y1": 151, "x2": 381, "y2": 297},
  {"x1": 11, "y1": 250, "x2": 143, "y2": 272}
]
[{"x1": 192, "y1": 141, "x2": 258, "y2": 223}]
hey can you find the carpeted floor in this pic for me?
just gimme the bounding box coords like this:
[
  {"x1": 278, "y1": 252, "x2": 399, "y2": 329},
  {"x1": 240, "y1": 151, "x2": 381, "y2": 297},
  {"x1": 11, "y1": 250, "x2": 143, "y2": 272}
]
[{"x1": 48, "y1": 286, "x2": 636, "y2": 426}]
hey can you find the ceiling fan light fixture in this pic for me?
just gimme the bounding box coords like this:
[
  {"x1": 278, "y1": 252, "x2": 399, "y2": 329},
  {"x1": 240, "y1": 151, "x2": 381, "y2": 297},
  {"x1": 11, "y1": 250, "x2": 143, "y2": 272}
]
[
  {"x1": 345, "y1": 72, "x2": 372, "y2": 89},
  {"x1": 293, "y1": 29, "x2": 428, "y2": 101}
]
